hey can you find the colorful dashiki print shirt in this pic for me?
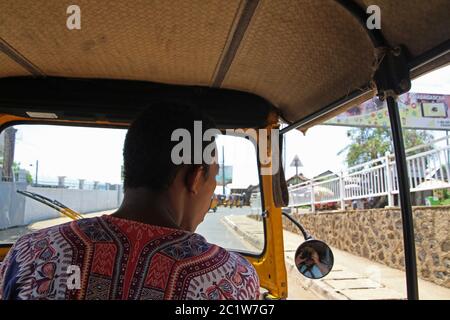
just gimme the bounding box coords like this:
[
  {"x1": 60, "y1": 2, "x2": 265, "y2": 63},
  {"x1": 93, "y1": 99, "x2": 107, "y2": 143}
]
[{"x1": 0, "y1": 215, "x2": 260, "y2": 300}]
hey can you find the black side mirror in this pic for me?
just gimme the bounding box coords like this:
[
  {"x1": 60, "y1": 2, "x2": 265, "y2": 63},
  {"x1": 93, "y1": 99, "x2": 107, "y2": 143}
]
[{"x1": 295, "y1": 239, "x2": 334, "y2": 279}]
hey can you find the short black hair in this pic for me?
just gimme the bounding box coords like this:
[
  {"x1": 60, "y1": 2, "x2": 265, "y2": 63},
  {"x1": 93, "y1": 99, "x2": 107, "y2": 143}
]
[{"x1": 123, "y1": 103, "x2": 217, "y2": 191}]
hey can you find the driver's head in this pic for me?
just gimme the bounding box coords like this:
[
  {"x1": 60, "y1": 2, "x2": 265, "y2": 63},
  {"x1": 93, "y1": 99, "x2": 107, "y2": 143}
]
[{"x1": 123, "y1": 102, "x2": 219, "y2": 230}]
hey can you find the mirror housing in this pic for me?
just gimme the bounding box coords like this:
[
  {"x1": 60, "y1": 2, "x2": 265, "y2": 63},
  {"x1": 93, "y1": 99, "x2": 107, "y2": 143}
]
[{"x1": 295, "y1": 239, "x2": 334, "y2": 279}]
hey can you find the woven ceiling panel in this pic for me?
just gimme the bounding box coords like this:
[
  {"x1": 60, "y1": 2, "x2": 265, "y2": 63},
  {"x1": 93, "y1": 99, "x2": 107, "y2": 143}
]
[
  {"x1": 221, "y1": 0, "x2": 375, "y2": 122},
  {"x1": 0, "y1": 0, "x2": 241, "y2": 86},
  {"x1": 0, "y1": 0, "x2": 448, "y2": 126},
  {"x1": 356, "y1": 0, "x2": 450, "y2": 57},
  {"x1": 0, "y1": 52, "x2": 30, "y2": 77}
]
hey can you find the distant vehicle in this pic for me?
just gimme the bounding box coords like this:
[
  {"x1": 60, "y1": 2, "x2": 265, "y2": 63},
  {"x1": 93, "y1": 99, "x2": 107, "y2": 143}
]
[
  {"x1": 209, "y1": 194, "x2": 219, "y2": 212},
  {"x1": 315, "y1": 202, "x2": 338, "y2": 211},
  {"x1": 228, "y1": 193, "x2": 244, "y2": 208}
]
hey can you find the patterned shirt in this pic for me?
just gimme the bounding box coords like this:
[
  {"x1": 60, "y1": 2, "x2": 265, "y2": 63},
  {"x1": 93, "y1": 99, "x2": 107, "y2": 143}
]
[{"x1": 0, "y1": 215, "x2": 260, "y2": 300}]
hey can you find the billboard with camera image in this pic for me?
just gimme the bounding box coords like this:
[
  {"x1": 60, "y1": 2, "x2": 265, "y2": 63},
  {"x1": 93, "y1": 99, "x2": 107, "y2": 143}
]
[{"x1": 324, "y1": 93, "x2": 450, "y2": 130}]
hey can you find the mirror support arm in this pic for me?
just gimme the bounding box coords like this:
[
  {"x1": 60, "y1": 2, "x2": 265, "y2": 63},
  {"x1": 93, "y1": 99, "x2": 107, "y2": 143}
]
[{"x1": 281, "y1": 210, "x2": 312, "y2": 241}]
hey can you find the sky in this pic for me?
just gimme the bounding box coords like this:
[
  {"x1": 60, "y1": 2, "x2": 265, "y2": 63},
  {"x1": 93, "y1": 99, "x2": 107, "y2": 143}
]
[
  {"x1": 13, "y1": 126, "x2": 126, "y2": 185},
  {"x1": 7, "y1": 65, "x2": 450, "y2": 188}
]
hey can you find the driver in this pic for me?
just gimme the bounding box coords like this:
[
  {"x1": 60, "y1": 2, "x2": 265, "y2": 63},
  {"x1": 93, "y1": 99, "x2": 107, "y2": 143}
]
[{"x1": 0, "y1": 103, "x2": 260, "y2": 300}]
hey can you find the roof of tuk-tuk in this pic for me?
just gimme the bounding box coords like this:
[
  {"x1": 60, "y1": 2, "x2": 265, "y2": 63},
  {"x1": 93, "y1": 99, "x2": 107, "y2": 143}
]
[{"x1": 0, "y1": 1, "x2": 449, "y2": 129}]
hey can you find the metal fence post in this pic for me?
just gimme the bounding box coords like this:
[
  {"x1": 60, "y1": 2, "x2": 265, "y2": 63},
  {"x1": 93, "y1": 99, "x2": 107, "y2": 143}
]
[
  {"x1": 385, "y1": 152, "x2": 394, "y2": 206},
  {"x1": 78, "y1": 179, "x2": 85, "y2": 190},
  {"x1": 340, "y1": 171, "x2": 345, "y2": 210},
  {"x1": 58, "y1": 176, "x2": 66, "y2": 188},
  {"x1": 310, "y1": 180, "x2": 315, "y2": 213}
]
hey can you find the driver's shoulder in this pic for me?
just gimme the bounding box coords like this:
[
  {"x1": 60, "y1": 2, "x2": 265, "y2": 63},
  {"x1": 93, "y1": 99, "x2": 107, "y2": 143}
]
[{"x1": 188, "y1": 235, "x2": 256, "y2": 271}]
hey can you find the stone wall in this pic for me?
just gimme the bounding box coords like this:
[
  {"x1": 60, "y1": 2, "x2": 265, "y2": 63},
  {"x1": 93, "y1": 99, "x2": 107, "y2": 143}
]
[{"x1": 251, "y1": 206, "x2": 449, "y2": 288}]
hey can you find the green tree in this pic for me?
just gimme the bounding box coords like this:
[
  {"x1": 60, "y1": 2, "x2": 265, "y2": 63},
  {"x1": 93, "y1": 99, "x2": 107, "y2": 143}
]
[
  {"x1": 12, "y1": 161, "x2": 33, "y2": 184},
  {"x1": 25, "y1": 171, "x2": 33, "y2": 184},
  {"x1": 340, "y1": 127, "x2": 434, "y2": 167}
]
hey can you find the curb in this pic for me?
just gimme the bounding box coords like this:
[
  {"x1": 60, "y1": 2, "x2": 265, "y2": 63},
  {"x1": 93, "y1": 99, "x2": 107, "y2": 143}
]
[
  {"x1": 221, "y1": 216, "x2": 264, "y2": 249},
  {"x1": 285, "y1": 256, "x2": 348, "y2": 300}
]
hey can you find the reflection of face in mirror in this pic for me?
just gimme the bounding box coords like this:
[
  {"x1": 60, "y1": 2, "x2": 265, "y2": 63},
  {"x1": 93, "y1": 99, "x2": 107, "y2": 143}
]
[{"x1": 295, "y1": 240, "x2": 334, "y2": 279}]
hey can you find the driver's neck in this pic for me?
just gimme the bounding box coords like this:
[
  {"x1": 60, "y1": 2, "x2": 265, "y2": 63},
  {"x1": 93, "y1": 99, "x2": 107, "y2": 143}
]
[{"x1": 111, "y1": 187, "x2": 184, "y2": 230}]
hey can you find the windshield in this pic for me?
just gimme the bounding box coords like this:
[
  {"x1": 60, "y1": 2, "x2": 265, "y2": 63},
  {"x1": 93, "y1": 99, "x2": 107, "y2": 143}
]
[{"x1": 0, "y1": 124, "x2": 264, "y2": 255}]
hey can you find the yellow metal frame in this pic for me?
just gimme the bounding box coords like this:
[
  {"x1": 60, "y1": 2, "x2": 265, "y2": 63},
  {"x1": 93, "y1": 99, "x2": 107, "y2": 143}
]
[
  {"x1": 243, "y1": 114, "x2": 288, "y2": 299},
  {"x1": 58, "y1": 206, "x2": 84, "y2": 220},
  {"x1": 0, "y1": 114, "x2": 129, "y2": 128},
  {"x1": 0, "y1": 246, "x2": 10, "y2": 262}
]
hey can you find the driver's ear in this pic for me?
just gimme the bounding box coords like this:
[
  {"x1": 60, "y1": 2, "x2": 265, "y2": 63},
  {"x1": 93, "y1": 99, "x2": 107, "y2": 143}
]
[{"x1": 185, "y1": 166, "x2": 204, "y2": 194}]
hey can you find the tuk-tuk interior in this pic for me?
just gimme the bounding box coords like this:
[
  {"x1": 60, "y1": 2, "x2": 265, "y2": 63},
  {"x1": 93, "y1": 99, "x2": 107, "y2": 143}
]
[{"x1": 0, "y1": 1, "x2": 449, "y2": 300}]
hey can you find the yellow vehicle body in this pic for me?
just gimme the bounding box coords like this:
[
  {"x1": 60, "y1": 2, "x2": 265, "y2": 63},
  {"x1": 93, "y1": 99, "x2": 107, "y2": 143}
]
[
  {"x1": 0, "y1": 245, "x2": 10, "y2": 262},
  {"x1": 209, "y1": 196, "x2": 219, "y2": 212}
]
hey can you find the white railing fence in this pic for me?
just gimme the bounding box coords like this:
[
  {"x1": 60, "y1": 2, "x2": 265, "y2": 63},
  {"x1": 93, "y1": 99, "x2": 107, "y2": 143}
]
[{"x1": 284, "y1": 135, "x2": 450, "y2": 211}]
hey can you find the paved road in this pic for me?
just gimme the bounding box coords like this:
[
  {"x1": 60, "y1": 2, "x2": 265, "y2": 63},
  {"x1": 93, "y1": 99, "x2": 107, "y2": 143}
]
[{"x1": 196, "y1": 206, "x2": 262, "y2": 252}]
